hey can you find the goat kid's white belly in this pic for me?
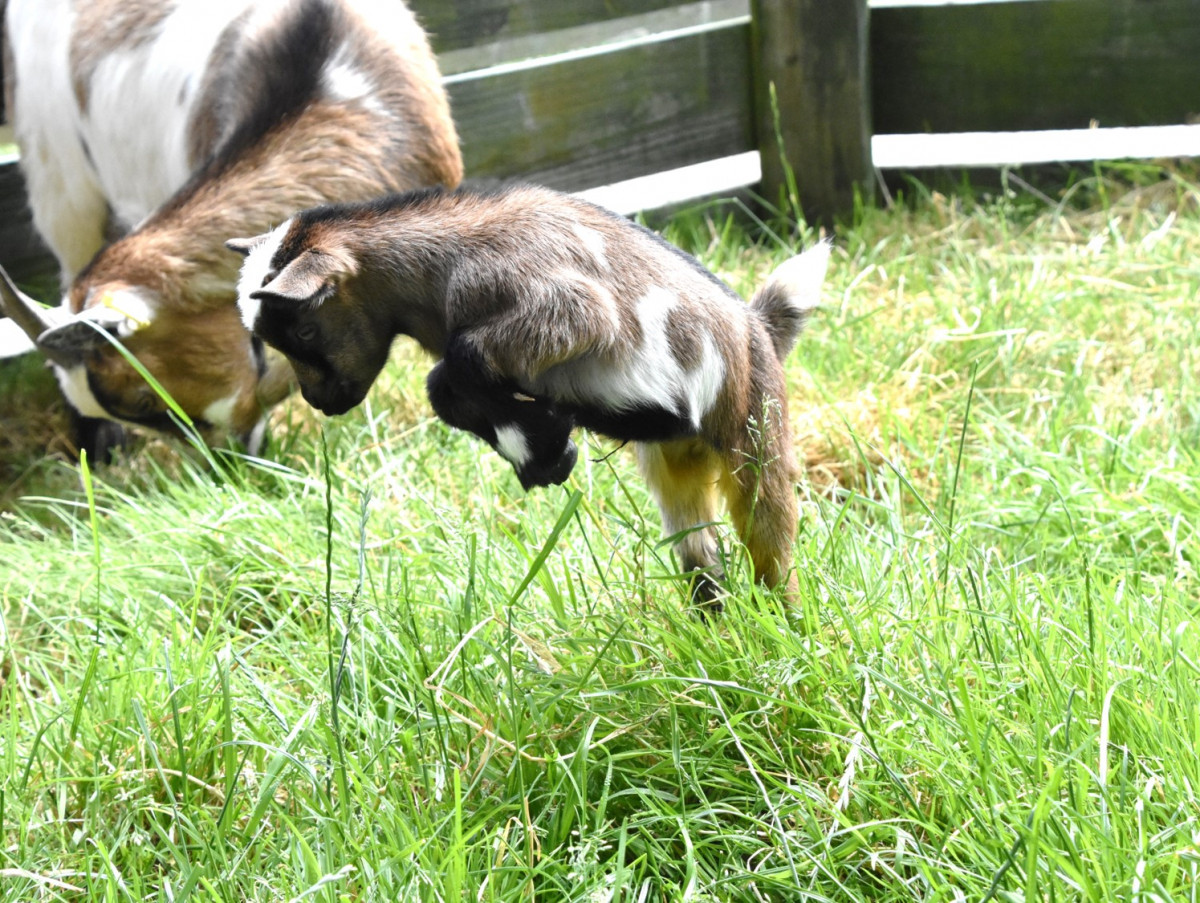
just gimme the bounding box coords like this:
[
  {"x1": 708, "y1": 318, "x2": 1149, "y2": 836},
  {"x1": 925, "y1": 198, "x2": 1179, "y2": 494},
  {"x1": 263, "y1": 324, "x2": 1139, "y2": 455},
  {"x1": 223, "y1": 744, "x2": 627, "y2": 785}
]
[
  {"x1": 533, "y1": 287, "x2": 728, "y2": 430},
  {"x1": 7, "y1": 0, "x2": 256, "y2": 233}
]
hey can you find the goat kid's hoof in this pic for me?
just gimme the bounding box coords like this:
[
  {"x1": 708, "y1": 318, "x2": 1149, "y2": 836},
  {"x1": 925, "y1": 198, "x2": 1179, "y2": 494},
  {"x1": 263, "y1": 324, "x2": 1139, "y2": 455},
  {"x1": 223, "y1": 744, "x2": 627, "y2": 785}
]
[
  {"x1": 688, "y1": 569, "x2": 727, "y2": 618},
  {"x1": 516, "y1": 439, "x2": 578, "y2": 491}
]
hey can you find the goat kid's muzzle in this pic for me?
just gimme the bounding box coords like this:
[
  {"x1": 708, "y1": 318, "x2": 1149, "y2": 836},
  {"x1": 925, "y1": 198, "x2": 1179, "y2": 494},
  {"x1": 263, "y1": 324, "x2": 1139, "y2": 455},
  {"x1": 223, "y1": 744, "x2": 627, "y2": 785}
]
[
  {"x1": 301, "y1": 380, "x2": 367, "y2": 417},
  {"x1": 515, "y1": 438, "x2": 578, "y2": 491}
]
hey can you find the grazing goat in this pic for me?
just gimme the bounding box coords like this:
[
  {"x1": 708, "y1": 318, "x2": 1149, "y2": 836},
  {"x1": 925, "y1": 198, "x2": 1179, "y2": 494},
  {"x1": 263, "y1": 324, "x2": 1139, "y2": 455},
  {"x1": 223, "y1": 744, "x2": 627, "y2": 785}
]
[
  {"x1": 0, "y1": 0, "x2": 461, "y2": 457},
  {"x1": 231, "y1": 185, "x2": 830, "y2": 603}
]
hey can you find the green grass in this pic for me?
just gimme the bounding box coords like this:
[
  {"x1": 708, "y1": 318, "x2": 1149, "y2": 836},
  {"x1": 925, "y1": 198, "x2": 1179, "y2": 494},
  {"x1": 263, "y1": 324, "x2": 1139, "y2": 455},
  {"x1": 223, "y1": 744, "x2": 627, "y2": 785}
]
[{"x1": 2, "y1": 168, "x2": 1199, "y2": 901}]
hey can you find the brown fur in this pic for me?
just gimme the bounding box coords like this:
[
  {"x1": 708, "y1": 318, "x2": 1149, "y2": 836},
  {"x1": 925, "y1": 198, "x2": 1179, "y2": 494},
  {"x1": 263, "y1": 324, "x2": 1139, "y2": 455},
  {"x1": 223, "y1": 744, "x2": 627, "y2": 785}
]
[
  {"x1": 84, "y1": 303, "x2": 262, "y2": 442},
  {"x1": 237, "y1": 186, "x2": 828, "y2": 604},
  {"x1": 75, "y1": 101, "x2": 447, "y2": 315},
  {"x1": 8, "y1": 0, "x2": 462, "y2": 448}
]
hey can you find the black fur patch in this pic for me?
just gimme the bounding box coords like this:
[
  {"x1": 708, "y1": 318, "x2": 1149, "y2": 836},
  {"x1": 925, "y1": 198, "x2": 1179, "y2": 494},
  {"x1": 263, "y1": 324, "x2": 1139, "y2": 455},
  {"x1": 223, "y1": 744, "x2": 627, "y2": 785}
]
[
  {"x1": 67, "y1": 410, "x2": 127, "y2": 465},
  {"x1": 252, "y1": 299, "x2": 328, "y2": 372},
  {"x1": 569, "y1": 401, "x2": 697, "y2": 444},
  {"x1": 150, "y1": 0, "x2": 340, "y2": 224},
  {"x1": 209, "y1": 0, "x2": 338, "y2": 161},
  {"x1": 428, "y1": 334, "x2": 578, "y2": 490}
]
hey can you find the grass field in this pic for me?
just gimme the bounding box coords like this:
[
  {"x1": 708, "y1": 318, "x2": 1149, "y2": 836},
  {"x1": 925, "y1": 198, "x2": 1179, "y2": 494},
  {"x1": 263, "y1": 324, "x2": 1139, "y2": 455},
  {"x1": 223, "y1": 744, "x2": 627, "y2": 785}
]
[{"x1": 1, "y1": 168, "x2": 1198, "y2": 901}]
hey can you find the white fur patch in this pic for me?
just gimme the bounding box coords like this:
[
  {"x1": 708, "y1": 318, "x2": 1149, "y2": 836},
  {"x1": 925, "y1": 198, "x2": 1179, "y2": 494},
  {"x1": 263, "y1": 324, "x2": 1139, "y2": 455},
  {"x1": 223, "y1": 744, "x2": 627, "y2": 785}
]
[
  {"x1": 322, "y1": 48, "x2": 386, "y2": 116},
  {"x1": 324, "y1": 60, "x2": 373, "y2": 102},
  {"x1": 84, "y1": 287, "x2": 158, "y2": 338},
  {"x1": 535, "y1": 286, "x2": 725, "y2": 429},
  {"x1": 203, "y1": 393, "x2": 240, "y2": 431},
  {"x1": 688, "y1": 334, "x2": 726, "y2": 427},
  {"x1": 767, "y1": 240, "x2": 832, "y2": 313},
  {"x1": 237, "y1": 293, "x2": 261, "y2": 333},
  {"x1": 6, "y1": 0, "x2": 112, "y2": 277},
  {"x1": 70, "y1": 0, "x2": 256, "y2": 229},
  {"x1": 235, "y1": 219, "x2": 293, "y2": 330},
  {"x1": 494, "y1": 424, "x2": 532, "y2": 468},
  {"x1": 53, "y1": 364, "x2": 109, "y2": 420},
  {"x1": 572, "y1": 224, "x2": 609, "y2": 270},
  {"x1": 243, "y1": 417, "x2": 268, "y2": 456}
]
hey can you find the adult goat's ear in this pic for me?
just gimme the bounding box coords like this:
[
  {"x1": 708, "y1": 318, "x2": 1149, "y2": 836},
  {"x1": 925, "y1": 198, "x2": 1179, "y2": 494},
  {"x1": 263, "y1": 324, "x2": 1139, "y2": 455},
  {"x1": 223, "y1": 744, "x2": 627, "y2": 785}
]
[
  {"x1": 36, "y1": 288, "x2": 157, "y2": 368},
  {"x1": 251, "y1": 250, "x2": 349, "y2": 305},
  {"x1": 0, "y1": 263, "x2": 71, "y2": 358}
]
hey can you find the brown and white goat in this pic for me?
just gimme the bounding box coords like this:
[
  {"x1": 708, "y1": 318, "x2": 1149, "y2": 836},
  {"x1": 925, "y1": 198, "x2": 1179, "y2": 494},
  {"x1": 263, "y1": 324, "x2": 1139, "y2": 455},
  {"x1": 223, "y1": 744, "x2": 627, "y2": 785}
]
[
  {"x1": 0, "y1": 0, "x2": 461, "y2": 456},
  {"x1": 230, "y1": 186, "x2": 830, "y2": 602}
]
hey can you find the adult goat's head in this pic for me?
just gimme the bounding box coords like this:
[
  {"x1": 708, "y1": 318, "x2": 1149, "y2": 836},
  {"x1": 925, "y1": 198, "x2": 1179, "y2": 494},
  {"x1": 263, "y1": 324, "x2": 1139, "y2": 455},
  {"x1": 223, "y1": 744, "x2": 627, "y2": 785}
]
[{"x1": 0, "y1": 263, "x2": 295, "y2": 452}]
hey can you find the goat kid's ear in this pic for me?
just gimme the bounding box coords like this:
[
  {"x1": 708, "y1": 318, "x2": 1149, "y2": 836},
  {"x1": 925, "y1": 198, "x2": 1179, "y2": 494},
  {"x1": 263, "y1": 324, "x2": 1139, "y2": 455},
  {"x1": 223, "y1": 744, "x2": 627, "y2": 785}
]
[
  {"x1": 250, "y1": 250, "x2": 343, "y2": 305},
  {"x1": 226, "y1": 236, "x2": 263, "y2": 257}
]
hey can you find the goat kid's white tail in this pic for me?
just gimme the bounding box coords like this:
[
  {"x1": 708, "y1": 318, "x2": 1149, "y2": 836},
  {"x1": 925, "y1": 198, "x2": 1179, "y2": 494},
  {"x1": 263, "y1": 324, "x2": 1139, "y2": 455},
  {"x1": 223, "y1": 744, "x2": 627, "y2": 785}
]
[{"x1": 751, "y1": 240, "x2": 832, "y2": 361}]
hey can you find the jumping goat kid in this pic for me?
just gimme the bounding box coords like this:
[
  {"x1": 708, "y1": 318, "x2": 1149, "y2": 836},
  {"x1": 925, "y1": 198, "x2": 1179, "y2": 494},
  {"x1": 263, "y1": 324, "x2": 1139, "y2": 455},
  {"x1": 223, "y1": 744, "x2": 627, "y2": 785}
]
[
  {"x1": 0, "y1": 0, "x2": 461, "y2": 457},
  {"x1": 231, "y1": 186, "x2": 830, "y2": 603}
]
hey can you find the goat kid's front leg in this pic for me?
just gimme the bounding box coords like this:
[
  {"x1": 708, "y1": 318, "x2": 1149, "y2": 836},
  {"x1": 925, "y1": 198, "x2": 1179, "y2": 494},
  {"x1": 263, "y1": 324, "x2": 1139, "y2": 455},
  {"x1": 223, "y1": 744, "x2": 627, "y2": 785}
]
[
  {"x1": 426, "y1": 336, "x2": 577, "y2": 490},
  {"x1": 636, "y1": 439, "x2": 726, "y2": 609}
]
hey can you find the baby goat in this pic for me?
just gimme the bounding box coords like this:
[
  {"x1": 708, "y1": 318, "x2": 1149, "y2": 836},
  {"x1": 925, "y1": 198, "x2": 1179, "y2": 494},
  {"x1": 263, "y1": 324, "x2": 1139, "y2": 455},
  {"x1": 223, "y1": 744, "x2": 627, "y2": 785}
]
[{"x1": 231, "y1": 186, "x2": 830, "y2": 603}]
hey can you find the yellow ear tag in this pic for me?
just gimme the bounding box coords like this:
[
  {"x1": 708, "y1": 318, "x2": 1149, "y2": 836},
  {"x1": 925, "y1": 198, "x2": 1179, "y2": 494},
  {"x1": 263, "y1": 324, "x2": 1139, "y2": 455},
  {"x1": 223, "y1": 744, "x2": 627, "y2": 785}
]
[{"x1": 99, "y1": 291, "x2": 151, "y2": 329}]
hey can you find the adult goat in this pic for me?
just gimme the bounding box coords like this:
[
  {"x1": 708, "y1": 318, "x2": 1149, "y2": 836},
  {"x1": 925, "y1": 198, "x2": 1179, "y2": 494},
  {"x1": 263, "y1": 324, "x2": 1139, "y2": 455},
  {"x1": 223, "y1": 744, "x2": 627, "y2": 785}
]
[{"x1": 0, "y1": 0, "x2": 462, "y2": 456}]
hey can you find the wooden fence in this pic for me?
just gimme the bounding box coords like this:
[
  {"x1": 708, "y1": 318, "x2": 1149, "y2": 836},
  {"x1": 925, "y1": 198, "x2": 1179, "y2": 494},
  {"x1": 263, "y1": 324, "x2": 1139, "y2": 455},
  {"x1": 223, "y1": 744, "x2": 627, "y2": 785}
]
[{"x1": 2, "y1": 0, "x2": 1199, "y2": 281}]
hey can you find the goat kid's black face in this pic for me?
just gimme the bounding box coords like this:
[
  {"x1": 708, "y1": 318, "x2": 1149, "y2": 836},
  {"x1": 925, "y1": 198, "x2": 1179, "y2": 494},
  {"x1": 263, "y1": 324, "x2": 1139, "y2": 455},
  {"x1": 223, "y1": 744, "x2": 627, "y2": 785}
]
[
  {"x1": 249, "y1": 289, "x2": 393, "y2": 417},
  {"x1": 230, "y1": 233, "x2": 393, "y2": 417}
]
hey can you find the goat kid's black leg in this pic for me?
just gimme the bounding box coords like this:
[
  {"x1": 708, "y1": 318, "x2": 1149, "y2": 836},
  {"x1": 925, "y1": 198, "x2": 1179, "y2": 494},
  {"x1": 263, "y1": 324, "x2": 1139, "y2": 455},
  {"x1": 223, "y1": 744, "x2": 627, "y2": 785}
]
[{"x1": 426, "y1": 339, "x2": 577, "y2": 490}]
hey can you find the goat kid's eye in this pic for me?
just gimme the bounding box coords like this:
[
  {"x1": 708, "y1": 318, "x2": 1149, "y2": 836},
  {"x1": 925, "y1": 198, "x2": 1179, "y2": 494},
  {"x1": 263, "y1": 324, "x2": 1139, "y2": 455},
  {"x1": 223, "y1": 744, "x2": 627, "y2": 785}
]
[{"x1": 295, "y1": 322, "x2": 319, "y2": 343}]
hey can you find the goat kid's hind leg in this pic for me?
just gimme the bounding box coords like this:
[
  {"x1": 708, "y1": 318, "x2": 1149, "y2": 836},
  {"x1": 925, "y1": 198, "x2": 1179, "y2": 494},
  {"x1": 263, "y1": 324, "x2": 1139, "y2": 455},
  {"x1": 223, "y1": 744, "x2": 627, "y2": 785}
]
[
  {"x1": 636, "y1": 439, "x2": 727, "y2": 609},
  {"x1": 719, "y1": 406, "x2": 800, "y2": 600}
]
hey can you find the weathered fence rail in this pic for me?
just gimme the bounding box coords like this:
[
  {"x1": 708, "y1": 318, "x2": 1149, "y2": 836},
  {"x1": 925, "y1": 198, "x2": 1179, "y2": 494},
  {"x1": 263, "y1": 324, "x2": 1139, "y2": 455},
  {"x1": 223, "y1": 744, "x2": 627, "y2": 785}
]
[
  {"x1": 2, "y1": 0, "x2": 1199, "y2": 281},
  {"x1": 873, "y1": 0, "x2": 1200, "y2": 135}
]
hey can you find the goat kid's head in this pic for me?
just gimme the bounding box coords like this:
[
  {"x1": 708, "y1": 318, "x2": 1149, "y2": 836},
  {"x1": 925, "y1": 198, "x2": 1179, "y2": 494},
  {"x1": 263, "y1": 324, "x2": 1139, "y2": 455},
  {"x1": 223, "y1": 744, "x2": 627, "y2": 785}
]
[
  {"x1": 0, "y1": 265, "x2": 293, "y2": 452},
  {"x1": 229, "y1": 220, "x2": 391, "y2": 418}
]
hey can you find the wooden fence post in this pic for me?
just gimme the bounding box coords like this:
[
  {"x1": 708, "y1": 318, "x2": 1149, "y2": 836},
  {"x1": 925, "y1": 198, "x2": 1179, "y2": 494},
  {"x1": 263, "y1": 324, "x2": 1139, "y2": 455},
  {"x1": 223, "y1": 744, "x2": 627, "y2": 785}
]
[{"x1": 751, "y1": 0, "x2": 873, "y2": 227}]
